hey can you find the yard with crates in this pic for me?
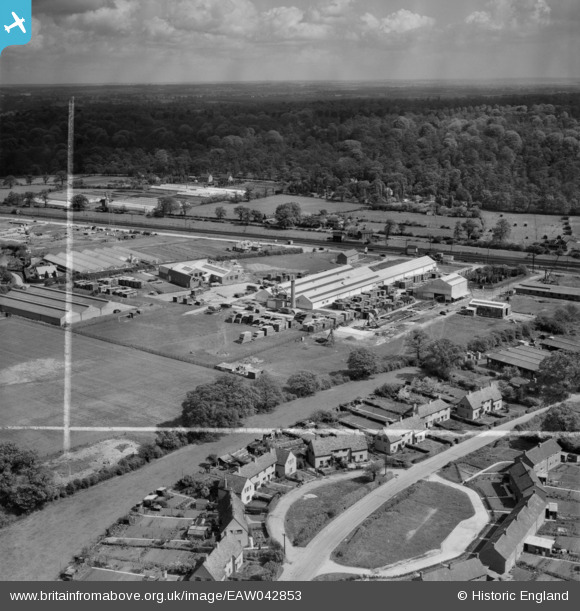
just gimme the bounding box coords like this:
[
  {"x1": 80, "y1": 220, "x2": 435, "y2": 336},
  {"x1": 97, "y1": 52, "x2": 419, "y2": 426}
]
[
  {"x1": 0, "y1": 317, "x2": 215, "y2": 457},
  {"x1": 331, "y1": 481, "x2": 475, "y2": 569}
]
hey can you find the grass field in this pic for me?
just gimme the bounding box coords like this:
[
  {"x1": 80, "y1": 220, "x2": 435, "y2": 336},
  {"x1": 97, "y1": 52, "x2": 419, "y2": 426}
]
[
  {"x1": 420, "y1": 311, "x2": 514, "y2": 347},
  {"x1": 332, "y1": 481, "x2": 475, "y2": 569},
  {"x1": 192, "y1": 194, "x2": 360, "y2": 219},
  {"x1": 240, "y1": 251, "x2": 337, "y2": 275},
  {"x1": 0, "y1": 317, "x2": 216, "y2": 457},
  {"x1": 285, "y1": 475, "x2": 385, "y2": 547}
]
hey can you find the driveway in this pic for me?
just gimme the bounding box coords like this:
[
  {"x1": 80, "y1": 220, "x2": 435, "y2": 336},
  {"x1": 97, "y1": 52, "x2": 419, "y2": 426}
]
[{"x1": 276, "y1": 407, "x2": 548, "y2": 581}]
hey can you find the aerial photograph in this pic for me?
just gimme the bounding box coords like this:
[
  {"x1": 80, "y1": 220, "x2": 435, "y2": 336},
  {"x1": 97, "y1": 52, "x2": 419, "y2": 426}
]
[{"x1": 0, "y1": 0, "x2": 579, "y2": 588}]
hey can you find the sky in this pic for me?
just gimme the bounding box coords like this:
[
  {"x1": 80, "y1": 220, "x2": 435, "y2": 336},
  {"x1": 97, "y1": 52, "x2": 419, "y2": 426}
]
[{"x1": 0, "y1": 0, "x2": 579, "y2": 84}]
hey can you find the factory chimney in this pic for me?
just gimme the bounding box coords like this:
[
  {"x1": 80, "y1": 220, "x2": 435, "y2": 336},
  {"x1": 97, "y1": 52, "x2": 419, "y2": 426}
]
[{"x1": 290, "y1": 278, "x2": 296, "y2": 309}]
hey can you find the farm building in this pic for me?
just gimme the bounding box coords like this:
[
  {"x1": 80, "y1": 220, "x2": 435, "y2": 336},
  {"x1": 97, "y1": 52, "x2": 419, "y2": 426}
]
[
  {"x1": 486, "y1": 345, "x2": 548, "y2": 377},
  {"x1": 261, "y1": 257, "x2": 437, "y2": 311},
  {"x1": 306, "y1": 434, "x2": 368, "y2": 468},
  {"x1": 456, "y1": 384, "x2": 503, "y2": 420},
  {"x1": 515, "y1": 282, "x2": 580, "y2": 302},
  {"x1": 190, "y1": 534, "x2": 244, "y2": 581},
  {"x1": 478, "y1": 490, "x2": 547, "y2": 574},
  {"x1": 539, "y1": 336, "x2": 580, "y2": 353},
  {"x1": 374, "y1": 416, "x2": 427, "y2": 455},
  {"x1": 159, "y1": 260, "x2": 241, "y2": 287},
  {"x1": 468, "y1": 299, "x2": 511, "y2": 318},
  {"x1": 414, "y1": 273, "x2": 469, "y2": 303},
  {"x1": 0, "y1": 285, "x2": 117, "y2": 326},
  {"x1": 337, "y1": 249, "x2": 359, "y2": 265}
]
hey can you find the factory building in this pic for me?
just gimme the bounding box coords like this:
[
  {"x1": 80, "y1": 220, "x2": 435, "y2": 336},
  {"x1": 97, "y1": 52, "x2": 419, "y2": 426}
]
[
  {"x1": 0, "y1": 285, "x2": 117, "y2": 326},
  {"x1": 466, "y1": 299, "x2": 511, "y2": 319},
  {"x1": 43, "y1": 246, "x2": 150, "y2": 274},
  {"x1": 413, "y1": 272, "x2": 469, "y2": 303},
  {"x1": 258, "y1": 257, "x2": 437, "y2": 311},
  {"x1": 515, "y1": 282, "x2": 580, "y2": 302},
  {"x1": 159, "y1": 260, "x2": 242, "y2": 288}
]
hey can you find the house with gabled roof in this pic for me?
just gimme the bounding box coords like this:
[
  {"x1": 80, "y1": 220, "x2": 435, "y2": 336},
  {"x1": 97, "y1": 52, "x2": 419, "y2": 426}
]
[
  {"x1": 219, "y1": 473, "x2": 255, "y2": 505},
  {"x1": 217, "y1": 491, "x2": 251, "y2": 547},
  {"x1": 307, "y1": 434, "x2": 368, "y2": 468},
  {"x1": 418, "y1": 557, "x2": 488, "y2": 581},
  {"x1": 190, "y1": 534, "x2": 244, "y2": 582},
  {"x1": 409, "y1": 398, "x2": 451, "y2": 428},
  {"x1": 519, "y1": 438, "x2": 562, "y2": 482},
  {"x1": 374, "y1": 415, "x2": 426, "y2": 455},
  {"x1": 509, "y1": 461, "x2": 543, "y2": 501},
  {"x1": 478, "y1": 490, "x2": 547, "y2": 574},
  {"x1": 237, "y1": 450, "x2": 277, "y2": 489},
  {"x1": 275, "y1": 449, "x2": 297, "y2": 478},
  {"x1": 456, "y1": 384, "x2": 502, "y2": 420}
]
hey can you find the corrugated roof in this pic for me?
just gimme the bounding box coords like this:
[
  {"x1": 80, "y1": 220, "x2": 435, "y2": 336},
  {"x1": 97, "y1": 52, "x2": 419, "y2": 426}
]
[
  {"x1": 487, "y1": 346, "x2": 548, "y2": 371},
  {"x1": 26, "y1": 286, "x2": 109, "y2": 309},
  {"x1": 0, "y1": 295, "x2": 68, "y2": 321},
  {"x1": 469, "y1": 299, "x2": 510, "y2": 309},
  {"x1": 517, "y1": 282, "x2": 580, "y2": 297},
  {"x1": 540, "y1": 337, "x2": 580, "y2": 352}
]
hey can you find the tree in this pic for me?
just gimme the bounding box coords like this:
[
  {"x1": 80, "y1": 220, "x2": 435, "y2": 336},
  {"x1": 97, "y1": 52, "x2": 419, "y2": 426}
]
[
  {"x1": 22, "y1": 192, "x2": 36, "y2": 207},
  {"x1": 215, "y1": 206, "x2": 227, "y2": 220},
  {"x1": 2, "y1": 175, "x2": 16, "y2": 188},
  {"x1": 42, "y1": 174, "x2": 50, "y2": 185},
  {"x1": 39, "y1": 190, "x2": 49, "y2": 208},
  {"x1": 71, "y1": 194, "x2": 89, "y2": 211},
  {"x1": 54, "y1": 171, "x2": 67, "y2": 188},
  {"x1": 384, "y1": 219, "x2": 398, "y2": 240},
  {"x1": 537, "y1": 352, "x2": 580, "y2": 403},
  {"x1": 405, "y1": 329, "x2": 430, "y2": 362},
  {"x1": 422, "y1": 339, "x2": 465, "y2": 379},
  {"x1": 181, "y1": 375, "x2": 260, "y2": 428},
  {"x1": 542, "y1": 402, "x2": 580, "y2": 432},
  {"x1": 274, "y1": 202, "x2": 301, "y2": 228},
  {"x1": 252, "y1": 373, "x2": 285, "y2": 413},
  {"x1": 180, "y1": 200, "x2": 192, "y2": 216},
  {"x1": 250, "y1": 209, "x2": 265, "y2": 223},
  {"x1": 154, "y1": 196, "x2": 180, "y2": 217},
  {"x1": 453, "y1": 221, "x2": 464, "y2": 241},
  {"x1": 492, "y1": 218, "x2": 512, "y2": 243},
  {"x1": 233, "y1": 205, "x2": 251, "y2": 224},
  {"x1": 347, "y1": 348, "x2": 379, "y2": 379},
  {"x1": 461, "y1": 218, "x2": 481, "y2": 240},
  {"x1": 364, "y1": 461, "x2": 382, "y2": 482},
  {"x1": 286, "y1": 371, "x2": 320, "y2": 397}
]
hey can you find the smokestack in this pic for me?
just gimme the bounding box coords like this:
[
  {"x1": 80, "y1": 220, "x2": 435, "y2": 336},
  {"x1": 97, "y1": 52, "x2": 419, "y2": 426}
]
[{"x1": 290, "y1": 278, "x2": 296, "y2": 309}]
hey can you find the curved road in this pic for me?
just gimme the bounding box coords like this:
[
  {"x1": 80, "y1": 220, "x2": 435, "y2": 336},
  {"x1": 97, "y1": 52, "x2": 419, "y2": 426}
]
[{"x1": 269, "y1": 407, "x2": 548, "y2": 581}]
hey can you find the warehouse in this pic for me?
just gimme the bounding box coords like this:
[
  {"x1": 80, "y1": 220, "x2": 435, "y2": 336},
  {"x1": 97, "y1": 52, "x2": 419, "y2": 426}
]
[
  {"x1": 264, "y1": 257, "x2": 437, "y2": 311},
  {"x1": 337, "y1": 249, "x2": 359, "y2": 265},
  {"x1": 43, "y1": 246, "x2": 150, "y2": 274},
  {"x1": 0, "y1": 286, "x2": 118, "y2": 326},
  {"x1": 515, "y1": 282, "x2": 580, "y2": 302},
  {"x1": 413, "y1": 272, "x2": 469, "y2": 302},
  {"x1": 486, "y1": 345, "x2": 548, "y2": 377},
  {"x1": 468, "y1": 299, "x2": 511, "y2": 318}
]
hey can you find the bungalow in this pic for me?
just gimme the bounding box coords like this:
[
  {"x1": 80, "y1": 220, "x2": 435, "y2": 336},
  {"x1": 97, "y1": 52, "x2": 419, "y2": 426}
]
[
  {"x1": 219, "y1": 474, "x2": 255, "y2": 505},
  {"x1": 519, "y1": 438, "x2": 562, "y2": 482},
  {"x1": 456, "y1": 384, "x2": 502, "y2": 420},
  {"x1": 217, "y1": 491, "x2": 251, "y2": 548},
  {"x1": 275, "y1": 449, "x2": 297, "y2": 478},
  {"x1": 374, "y1": 416, "x2": 426, "y2": 455},
  {"x1": 237, "y1": 450, "x2": 277, "y2": 489},
  {"x1": 307, "y1": 434, "x2": 368, "y2": 468},
  {"x1": 190, "y1": 534, "x2": 244, "y2": 581}
]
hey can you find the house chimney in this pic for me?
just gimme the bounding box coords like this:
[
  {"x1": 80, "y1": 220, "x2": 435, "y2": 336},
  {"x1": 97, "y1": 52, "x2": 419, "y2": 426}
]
[{"x1": 290, "y1": 279, "x2": 296, "y2": 309}]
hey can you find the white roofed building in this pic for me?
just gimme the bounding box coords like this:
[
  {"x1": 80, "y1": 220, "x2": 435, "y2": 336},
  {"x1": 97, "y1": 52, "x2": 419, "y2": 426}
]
[{"x1": 414, "y1": 272, "x2": 469, "y2": 303}]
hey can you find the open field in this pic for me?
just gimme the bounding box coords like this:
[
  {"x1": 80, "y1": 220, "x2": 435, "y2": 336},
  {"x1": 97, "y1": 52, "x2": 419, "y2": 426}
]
[
  {"x1": 285, "y1": 475, "x2": 386, "y2": 547},
  {"x1": 191, "y1": 194, "x2": 360, "y2": 219},
  {"x1": 331, "y1": 481, "x2": 475, "y2": 569},
  {"x1": 510, "y1": 295, "x2": 573, "y2": 317},
  {"x1": 240, "y1": 251, "x2": 337, "y2": 275},
  {"x1": 0, "y1": 317, "x2": 215, "y2": 456}
]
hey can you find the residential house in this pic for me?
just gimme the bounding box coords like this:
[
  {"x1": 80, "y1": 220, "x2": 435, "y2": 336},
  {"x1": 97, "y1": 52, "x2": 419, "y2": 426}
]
[
  {"x1": 509, "y1": 461, "x2": 543, "y2": 501},
  {"x1": 374, "y1": 415, "x2": 426, "y2": 455},
  {"x1": 217, "y1": 491, "x2": 251, "y2": 548},
  {"x1": 219, "y1": 474, "x2": 255, "y2": 505},
  {"x1": 408, "y1": 398, "x2": 451, "y2": 428},
  {"x1": 456, "y1": 384, "x2": 502, "y2": 420},
  {"x1": 306, "y1": 434, "x2": 368, "y2": 468},
  {"x1": 519, "y1": 439, "x2": 562, "y2": 482},
  {"x1": 190, "y1": 535, "x2": 244, "y2": 581},
  {"x1": 418, "y1": 557, "x2": 487, "y2": 581},
  {"x1": 237, "y1": 450, "x2": 277, "y2": 489},
  {"x1": 275, "y1": 449, "x2": 297, "y2": 478},
  {"x1": 478, "y1": 490, "x2": 547, "y2": 574}
]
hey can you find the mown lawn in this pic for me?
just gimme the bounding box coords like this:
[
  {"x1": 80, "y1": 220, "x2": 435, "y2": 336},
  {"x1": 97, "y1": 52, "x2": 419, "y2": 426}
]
[{"x1": 332, "y1": 481, "x2": 474, "y2": 568}]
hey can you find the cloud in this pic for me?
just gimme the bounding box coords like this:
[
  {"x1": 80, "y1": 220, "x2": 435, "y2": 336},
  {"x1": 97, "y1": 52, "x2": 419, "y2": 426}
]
[
  {"x1": 260, "y1": 6, "x2": 331, "y2": 41},
  {"x1": 465, "y1": 0, "x2": 551, "y2": 31},
  {"x1": 361, "y1": 9, "x2": 435, "y2": 35}
]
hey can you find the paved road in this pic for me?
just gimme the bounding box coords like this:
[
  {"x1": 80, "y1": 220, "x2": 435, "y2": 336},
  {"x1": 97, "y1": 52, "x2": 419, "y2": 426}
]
[
  {"x1": 0, "y1": 369, "x2": 414, "y2": 581},
  {"x1": 272, "y1": 407, "x2": 548, "y2": 581}
]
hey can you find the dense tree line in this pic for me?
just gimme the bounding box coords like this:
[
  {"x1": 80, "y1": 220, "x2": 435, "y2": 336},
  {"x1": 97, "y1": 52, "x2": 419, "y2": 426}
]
[{"x1": 1, "y1": 93, "x2": 580, "y2": 215}]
